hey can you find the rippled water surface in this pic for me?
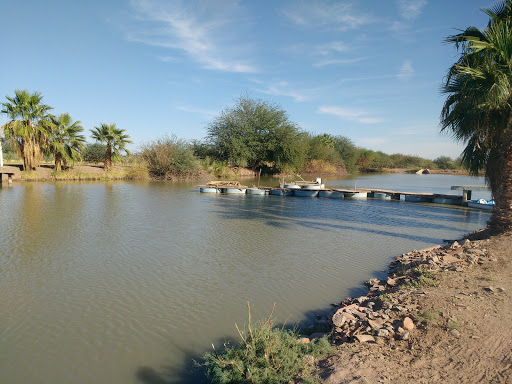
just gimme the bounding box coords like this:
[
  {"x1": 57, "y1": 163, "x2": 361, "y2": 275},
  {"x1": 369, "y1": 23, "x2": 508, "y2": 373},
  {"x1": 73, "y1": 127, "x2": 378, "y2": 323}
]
[{"x1": 0, "y1": 175, "x2": 491, "y2": 383}]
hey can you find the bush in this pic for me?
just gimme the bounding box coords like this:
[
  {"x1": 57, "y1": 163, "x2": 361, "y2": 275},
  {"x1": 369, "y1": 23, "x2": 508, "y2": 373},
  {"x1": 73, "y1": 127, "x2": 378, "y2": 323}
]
[
  {"x1": 140, "y1": 135, "x2": 200, "y2": 178},
  {"x1": 82, "y1": 143, "x2": 106, "y2": 164},
  {"x1": 201, "y1": 304, "x2": 333, "y2": 384}
]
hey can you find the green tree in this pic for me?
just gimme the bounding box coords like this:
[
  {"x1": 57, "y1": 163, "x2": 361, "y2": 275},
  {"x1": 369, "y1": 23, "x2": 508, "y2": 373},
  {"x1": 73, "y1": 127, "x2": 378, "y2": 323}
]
[
  {"x1": 433, "y1": 156, "x2": 456, "y2": 170},
  {"x1": 90, "y1": 123, "x2": 132, "y2": 171},
  {"x1": 441, "y1": 0, "x2": 512, "y2": 231},
  {"x1": 207, "y1": 95, "x2": 306, "y2": 172},
  {"x1": 46, "y1": 113, "x2": 86, "y2": 171},
  {"x1": 1, "y1": 90, "x2": 52, "y2": 170},
  {"x1": 333, "y1": 136, "x2": 358, "y2": 173},
  {"x1": 82, "y1": 143, "x2": 107, "y2": 164}
]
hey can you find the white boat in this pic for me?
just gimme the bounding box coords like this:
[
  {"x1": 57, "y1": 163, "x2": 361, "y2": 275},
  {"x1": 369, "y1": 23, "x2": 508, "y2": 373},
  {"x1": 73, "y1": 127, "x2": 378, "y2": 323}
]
[
  {"x1": 318, "y1": 190, "x2": 344, "y2": 199},
  {"x1": 467, "y1": 199, "x2": 494, "y2": 210},
  {"x1": 373, "y1": 192, "x2": 391, "y2": 200},
  {"x1": 199, "y1": 186, "x2": 218, "y2": 193},
  {"x1": 283, "y1": 183, "x2": 301, "y2": 189},
  {"x1": 344, "y1": 191, "x2": 368, "y2": 199},
  {"x1": 220, "y1": 187, "x2": 247, "y2": 194},
  {"x1": 246, "y1": 188, "x2": 266, "y2": 195},
  {"x1": 294, "y1": 189, "x2": 318, "y2": 197},
  {"x1": 270, "y1": 189, "x2": 294, "y2": 196}
]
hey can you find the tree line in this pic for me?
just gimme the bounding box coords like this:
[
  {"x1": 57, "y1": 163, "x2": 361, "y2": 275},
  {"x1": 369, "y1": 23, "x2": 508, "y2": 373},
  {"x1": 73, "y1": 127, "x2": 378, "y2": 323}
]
[{"x1": 1, "y1": 90, "x2": 131, "y2": 171}]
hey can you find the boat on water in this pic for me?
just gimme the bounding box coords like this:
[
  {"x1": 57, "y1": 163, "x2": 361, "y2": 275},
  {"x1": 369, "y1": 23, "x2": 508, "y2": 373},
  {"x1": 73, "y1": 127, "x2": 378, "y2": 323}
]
[
  {"x1": 467, "y1": 199, "x2": 494, "y2": 210},
  {"x1": 293, "y1": 189, "x2": 319, "y2": 197},
  {"x1": 318, "y1": 190, "x2": 344, "y2": 199},
  {"x1": 343, "y1": 191, "x2": 368, "y2": 199},
  {"x1": 283, "y1": 177, "x2": 325, "y2": 189},
  {"x1": 246, "y1": 188, "x2": 267, "y2": 195}
]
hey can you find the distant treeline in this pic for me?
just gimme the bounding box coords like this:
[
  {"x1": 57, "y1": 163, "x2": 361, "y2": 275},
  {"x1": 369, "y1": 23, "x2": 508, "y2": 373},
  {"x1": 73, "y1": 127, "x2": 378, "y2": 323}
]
[{"x1": 1, "y1": 92, "x2": 462, "y2": 179}]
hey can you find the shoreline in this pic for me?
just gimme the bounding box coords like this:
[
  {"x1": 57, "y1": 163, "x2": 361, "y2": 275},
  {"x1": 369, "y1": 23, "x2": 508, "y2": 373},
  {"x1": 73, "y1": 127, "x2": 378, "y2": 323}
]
[
  {"x1": 302, "y1": 228, "x2": 512, "y2": 383},
  {"x1": 1, "y1": 164, "x2": 471, "y2": 183}
]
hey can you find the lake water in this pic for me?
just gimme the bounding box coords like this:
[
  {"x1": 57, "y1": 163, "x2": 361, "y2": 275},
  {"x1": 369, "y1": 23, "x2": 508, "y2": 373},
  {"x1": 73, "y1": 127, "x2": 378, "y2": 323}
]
[{"x1": 0, "y1": 174, "x2": 491, "y2": 383}]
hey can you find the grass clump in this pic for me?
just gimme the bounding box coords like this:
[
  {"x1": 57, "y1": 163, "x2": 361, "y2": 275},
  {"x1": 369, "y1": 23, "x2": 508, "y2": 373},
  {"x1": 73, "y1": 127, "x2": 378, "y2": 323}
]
[
  {"x1": 416, "y1": 310, "x2": 441, "y2": 326},
  {"x1": 201, "y1": 303, "x2": 333, "y2": 384},
  {"x1": 402, "y1": 267, "x2": 439, "y2": 289}
]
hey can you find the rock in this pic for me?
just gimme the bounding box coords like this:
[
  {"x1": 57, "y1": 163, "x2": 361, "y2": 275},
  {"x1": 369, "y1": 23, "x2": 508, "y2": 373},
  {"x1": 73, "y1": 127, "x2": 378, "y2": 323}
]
[
  {"x1": 355, "y1": 334, "x2": 375, "y2": 343},
  {"x1": 484, "y1": 286, "x2": 495, "y2": 292},
  {"x1": 450, "y1": 329, "x2": 461, "y2": 338},
  {"x1": 332, "y1": 311, "x2": 346, "y2": 327},
  {"x1": 497, "y1": 287, "x2": 506, "y2": 292},
  {"x1": 402, "y1": 317, "x2": 415, "y2": 330},
  {"x1": 387, "y1": 278, "x2": 397, "y2": 286},
  {"x1": 400, "y1": 332, "x2": 410, "y2": 340},
  {"x1": 450, "y1": 241, "x2": 460, "y2": 248},
  {"x1": 298, "y1": 337, "x2": 310, "y2": 344},
  {"x1": 368, "y1": 318, "x2": 385, "y2": 329},
  {"x1": 396, "y1": 326, "x2": 404, "y2": 334},
  {"x1": 377, "y1": 329, "x2": 390, "y2": 337}
]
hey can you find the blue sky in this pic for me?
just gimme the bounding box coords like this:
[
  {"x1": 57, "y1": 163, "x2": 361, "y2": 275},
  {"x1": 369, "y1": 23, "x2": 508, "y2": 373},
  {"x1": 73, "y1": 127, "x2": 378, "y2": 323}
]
[{"x1": 0, "y1": 0, "x2": 494, "y2": 159}]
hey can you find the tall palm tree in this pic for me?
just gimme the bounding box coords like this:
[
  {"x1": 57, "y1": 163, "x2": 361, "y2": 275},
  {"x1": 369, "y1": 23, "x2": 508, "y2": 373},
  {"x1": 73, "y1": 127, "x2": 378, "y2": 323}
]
[
  {"x1": 46, "y1": 113, "x2": 86, "y2": 171},
  {"x1": 90, "y1": 123, "x2": 132, "y2": 171},
  {"x1": 1, "y1": 90, "x2": 52, "y2": 170},
  {"x1": 441, "y1": 0, "x2": 512, "y2": 232}
]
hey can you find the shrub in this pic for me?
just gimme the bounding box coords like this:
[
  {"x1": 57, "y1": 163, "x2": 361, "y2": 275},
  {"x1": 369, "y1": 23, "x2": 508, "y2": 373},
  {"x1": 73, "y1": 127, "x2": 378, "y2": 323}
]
[
  {"x1": 140, "y1": 135, "x2": 200, "y2": 178},
  {"x1": 82, "y1": 143, "x2": 106, "y2": 164},
  {"x1": 201, "y1": 304, "x2": 333, "y2": 384}
]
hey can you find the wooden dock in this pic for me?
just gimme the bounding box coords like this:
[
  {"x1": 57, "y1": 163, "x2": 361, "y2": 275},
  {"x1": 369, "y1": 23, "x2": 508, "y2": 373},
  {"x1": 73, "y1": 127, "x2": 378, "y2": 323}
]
[
  {"x1": 0, "y1": 166, "x2": 20, "y2": 184},
  {"x1": 198, "y1": 184, "x2": 491, "y2": 207}
]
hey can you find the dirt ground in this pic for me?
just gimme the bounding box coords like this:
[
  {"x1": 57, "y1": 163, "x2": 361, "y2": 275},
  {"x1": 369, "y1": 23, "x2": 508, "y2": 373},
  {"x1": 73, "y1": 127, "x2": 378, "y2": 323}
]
[{"x1": 315, "y1": 232, "x2": 512, "y2": 384}]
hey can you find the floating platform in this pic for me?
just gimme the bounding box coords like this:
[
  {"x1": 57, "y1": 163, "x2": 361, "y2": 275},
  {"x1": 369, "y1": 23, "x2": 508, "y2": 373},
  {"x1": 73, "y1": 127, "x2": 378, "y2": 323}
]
[{"x1": 197, "y1": 183, "x2": 489, "y2": 208}]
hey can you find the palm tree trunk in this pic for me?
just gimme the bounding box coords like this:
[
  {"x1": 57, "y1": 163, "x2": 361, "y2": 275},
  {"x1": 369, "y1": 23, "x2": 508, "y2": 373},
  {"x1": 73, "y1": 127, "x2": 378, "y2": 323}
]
[
  {"x1": 489, "y1": 130, "x2": 512, "y2": 232},
  {"x1": 22, "y1": 138, "x2": 33, "y2": 170},
  {"x1": 105, "y1": 144, "x2": 112, "y2": 171},
  {"x1": 55, "y1": 152, "x2": 62, "y2": 172}
]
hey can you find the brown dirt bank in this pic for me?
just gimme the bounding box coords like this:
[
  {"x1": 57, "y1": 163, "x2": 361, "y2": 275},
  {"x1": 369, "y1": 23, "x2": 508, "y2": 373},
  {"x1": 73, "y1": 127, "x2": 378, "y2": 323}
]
[{"x1": 312, "y1": 230, "x2": 512, "y2": 383}]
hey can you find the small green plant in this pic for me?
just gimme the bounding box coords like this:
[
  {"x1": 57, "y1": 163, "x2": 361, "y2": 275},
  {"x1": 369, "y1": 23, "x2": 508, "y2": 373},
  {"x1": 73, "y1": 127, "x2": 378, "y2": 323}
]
[
  {"x1": 416, "y1": 310, "x2": 440, "y2": 326},
  {"x1": 201, "y1": 303, "x2": 333, "y2": 384},
  {"x1": 402, "y1": 267, "x2": 439, "y2": 289},
  {"x1": 448, "y1": 320, "x2": 460, "y2": 330}
]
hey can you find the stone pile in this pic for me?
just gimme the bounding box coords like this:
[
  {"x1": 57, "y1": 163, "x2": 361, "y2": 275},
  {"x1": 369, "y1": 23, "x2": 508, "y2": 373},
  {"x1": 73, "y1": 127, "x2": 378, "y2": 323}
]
[{"x1": 319, "y1": 238, "x2": 491, "y2": 344}]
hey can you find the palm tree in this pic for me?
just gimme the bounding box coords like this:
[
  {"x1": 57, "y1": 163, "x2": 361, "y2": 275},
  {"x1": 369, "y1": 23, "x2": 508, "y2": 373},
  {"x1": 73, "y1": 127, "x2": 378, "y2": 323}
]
[
  {"x1": 90, "y1": 123, "x2": 132, "y2": 171},
  {"x1": 441, "y1": 0, "x2": 512, "y2": 232},
  {"x1": 1, "y1": 90, "x2": 52, "y2": 170},
  {"x1": 46, "y1": 113, "x2": 86, "y2": 171}
]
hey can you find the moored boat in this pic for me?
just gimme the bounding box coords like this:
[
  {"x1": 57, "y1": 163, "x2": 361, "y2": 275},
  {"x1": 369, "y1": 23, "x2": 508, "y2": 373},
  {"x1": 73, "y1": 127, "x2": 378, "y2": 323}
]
[
  {"x1": 293, "y1": 189, "x2": 319, "y2": 197},
  {"x1": 199, "y1": 186, "x2": 218, "y2": 193},
  {"x1": 373, "y1": 192, "x2": 391, "y2": 200},
  {"x1": 344, "y1": 191, "x2": 368, "y2": 199},
  {"x1": 270, "y1": 189, "x2": 294, "y2": 196},
  {"x1": 467, "y1": 199, "x2": 494, "y2": 210},
  {"x1": 246, "y1": 188, "x2": 266, "y2": 195},
  {"x1": 318, "y1": 190, "x2": 344, "y2": 199}
]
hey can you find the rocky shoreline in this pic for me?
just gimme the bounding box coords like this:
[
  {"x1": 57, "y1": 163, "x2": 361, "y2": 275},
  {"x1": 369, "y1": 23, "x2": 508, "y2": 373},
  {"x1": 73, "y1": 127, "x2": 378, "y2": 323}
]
[{"x1": 294, "y1": 230, "x2": 512, "y2": 383}]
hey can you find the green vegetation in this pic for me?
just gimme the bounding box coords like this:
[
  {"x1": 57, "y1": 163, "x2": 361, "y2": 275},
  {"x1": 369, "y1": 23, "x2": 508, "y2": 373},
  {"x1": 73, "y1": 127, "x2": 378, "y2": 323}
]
[
  {"x1": 45, "y1": 113, "x2": 86, "y2": 171},
  {"x1": 441, "y1": 0, "x2": 512, "y2": 232},
  {"x1": 415, "y1": 310, "x2": 441, "y2": 326},
  {"x1": 90, "y1": 123, "x2": 132, "y2": 171},
  {"x1": 403, "y1": 267, "x2": 439, "y2": 289},
  {"x1": 1, "y1": 89, "x2": 463, "y2": 180},
  {"x1": 201, "y1": 304, "x2": 333, "y2": 384},
  {"x1": 82, "y1": 143, "x2": 107, "y2": 164},
  {"x1": 206, "y1": 95, "x2": 307, "y2": 173},
  {"x1": 140, "y1": 135, "x2": 200, "y2": 179},
  {"x1": 1, "y1": 89, "x2": 52, "y2": 170}
]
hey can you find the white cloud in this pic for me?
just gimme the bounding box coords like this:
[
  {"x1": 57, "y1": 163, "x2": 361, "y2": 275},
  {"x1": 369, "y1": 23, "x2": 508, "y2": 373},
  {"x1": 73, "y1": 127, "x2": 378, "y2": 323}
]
[
  {"x1": 317, "y1": 41, "x2": 349, "y2": 55},
  {"x1": 176, "y1": 105, "x2": 218, "y2": 118},
  {"x1": 282, "y1": 1, "x2": 371, "y2": 30},
  {"x1": 397, "y1": 60, "x2": 414, "y2": 80},
  {"x1": 128, "y1": 0, "x2": 257, "y2": 73},
  {"x1": 318, "y1": 106, "x2": 383, "y2": 124},
  {"x1": 256, "y1": 82, "x2": 310, "y2": 102},
  {"x1": 313, "y1": 56, "x2": 368, "y2": 67},
  {"x1": 395, "y1": 0, "x2": 427, "y2": 20}
]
